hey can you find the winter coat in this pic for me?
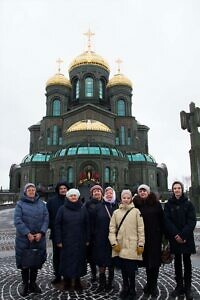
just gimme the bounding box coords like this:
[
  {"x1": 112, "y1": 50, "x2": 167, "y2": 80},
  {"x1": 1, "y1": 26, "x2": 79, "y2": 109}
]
[
  {"x1": 54, "y1": 199, "x2": 90, "y2": 279},
  {"x1": 46, "y1": 194, "x2": 66, "y2": 240},
  {"x1": 164, "y1": 194, "x2": 196, "y2": 254},
  {"x1": 91, "y1": 200, "x2": 118, "y2": 267},
  {"x1": 109, "y1": 203, "x2": 145, "y2": 260},
  {"x1": 14, "y1": 194, "x2": 49, "y2": 269},
  {"x1": 133, "y1": 193, "x2": 164, "y2": 268}
]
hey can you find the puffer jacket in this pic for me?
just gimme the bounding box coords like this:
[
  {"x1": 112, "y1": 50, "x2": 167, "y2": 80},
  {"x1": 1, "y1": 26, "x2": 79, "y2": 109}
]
[{"x1": 109, "y1": 203, "x2": 145, "y2": 260}]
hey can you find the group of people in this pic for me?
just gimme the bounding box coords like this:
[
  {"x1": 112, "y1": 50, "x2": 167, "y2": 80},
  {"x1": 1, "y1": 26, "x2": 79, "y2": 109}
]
[{"x1": 14, "y1": 180, "x2": 196, "y2": 299}]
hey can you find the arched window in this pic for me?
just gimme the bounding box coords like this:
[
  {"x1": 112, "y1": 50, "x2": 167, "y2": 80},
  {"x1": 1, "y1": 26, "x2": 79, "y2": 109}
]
[
  {"x1": 120, "y1": 126, "x2": 125, "y2": 145},
  {"x1": 58, "y1": 128, "x2": 62, "y2": 145},
  {"x1": 47, "y1": 128, "x2": 51, "y2": 145},
  {"x1": 52, "y1": 125, "x2": 58, "y2": 145},
  {"x1": 124, "y1": 169, "x2": 128, "y2": 184},
  {"x1": 104, "y1": 167, "x2": 110, "y2": 183},
  {"x1": 52, "y1": 99, "x2": 61, "y2": 116},
  {"x1": 117, "y1": 99, "x2": 125, "y2": 116},
  {"x1": 59, "y1": 167, "x2": 65, "y2": 181},
  {"x1": 75, "y1": 79, "x2": 80, "y2": 99},
  {"x1": 85, "y1": 77, "x2": 93, "y2": 97},
  {"x1": 67, "y1": 167, "x2": 74, "y2": 184},
  {"x1": 112, "y1": 167, "x2": 118, "y2": 183},
  {"x1": 99, "y1": 80, "x2": 103, "y2": 99},
  {"x1": 127, "y1": 128, "x2": 131, "y2": 145},
  {"x1": 115, "y1": 129, "x2": 119, "y2": 145}
]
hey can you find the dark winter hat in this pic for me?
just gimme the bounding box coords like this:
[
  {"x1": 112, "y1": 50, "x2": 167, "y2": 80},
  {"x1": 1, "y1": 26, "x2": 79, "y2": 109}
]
[
  {"x1": 55, "y1": 181, "x2": 70, "y2": 194},
  {"x1": 172, "y1": 181, "x2": 184, "y2": 192},
  {"x1": 90, "y1": 185, "x2": 103, "y2": 194},
  {"x1": 137, "y1": 184, "x2": 150, "y2": 194},
  {"x1": 24, "y1": 183, "x2": 36, "y2": 193}
]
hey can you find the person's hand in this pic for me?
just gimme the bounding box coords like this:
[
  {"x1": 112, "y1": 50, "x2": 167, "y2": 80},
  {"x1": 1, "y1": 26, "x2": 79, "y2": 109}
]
[
  {"x1": 34, "y1": 233, "x2": 42, "y2": 242},
  {"x1": 175, "y1": 235, "x2": 186, "y2": 244},
  {"x1": 57, "y1": 243, "x2": 63, "y2": 248},
  {"x1": 27, "y1": 233, "x2": 35, "y2": 242},
  {"x1": 112, "y1": 244, "x2": 121, "y2": 253},
  {"x1": 137, "y1": 246, "x2": 144, "y2": 255}
]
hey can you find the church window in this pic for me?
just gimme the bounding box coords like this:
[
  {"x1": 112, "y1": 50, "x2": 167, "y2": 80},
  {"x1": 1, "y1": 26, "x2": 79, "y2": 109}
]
[
  {"x1": 112, "y1": 167, "x2": 118, "y2": 182},
  {"x1": 58, "y1": 128, "x2": 62, "y2": 145},
  {"x1": 75, "y1": 79, "x2": 80, "y2": 99},
  {"x1": 117, "y1": 99, "x2": 125, "y2": 116},
  {"x1": 67, "y1": 167, "x2": 74, "y2": 183},
  {"x1": 47, "y1": 128, "x2": 51, "y2": 145},
  {"x1": 52, "y1": 125, "x2": 58, "y2": 145},
  {"x1": 124, "y1": 169, "x2": 128, "y2": 184},
  {"x1": 85, "y1": 77, "x2": 93, "y2": 97},
  {"x1": 99, "y1": 80, "x2": 103, "y2": 99},
  {"x1": 120, "y1": 126, "x2": 125, "y2": 145},
  {"x1": 104, "y1": 167, "x2": 110, "y2": 183},
  {"x1": 59, "y1": 166, "x2": 65, "y2": 181},
  {"x1": 115, "y1": 129, "x2": 120, "y2": 145},
  {"x1": 52, "y1": 99, "x2": 61, "y2": 116},
  {"x1": 127, "y1": 128, "x2": 131, "y2": 145}
]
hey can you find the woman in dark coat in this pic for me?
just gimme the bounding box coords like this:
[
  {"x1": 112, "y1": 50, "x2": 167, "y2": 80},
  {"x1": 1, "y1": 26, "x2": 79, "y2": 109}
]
[
  {"x1": 55, "y1": 188, "x2": 89, "y2": 291},
  {"x1": 164, "y1": 181, "x2": 196, "y2": 300},
  {"x1": 133, "y1": 184, "x2": 164, "y2": 298},
  {"x1": 93, "y1": 186, "x2": 118, "y2": 291},
  {"x1": 14, "y1": 183, "x2": 49, "y2": 297}
]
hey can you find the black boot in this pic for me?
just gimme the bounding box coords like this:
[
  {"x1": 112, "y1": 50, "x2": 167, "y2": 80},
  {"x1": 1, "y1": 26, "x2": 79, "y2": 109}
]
[
  {"x1": 74, "y1": 278, "x2": 83, "y2": 291},
  {"x1": 105, "y1": 267, "x2": 114, "y2": 291},
  {"x1": 90, "y1": 263, "x2": 97, "y2": 282},
  {"x1": 149, "y1": 268, "x2": 159, "y2": 298},
  {"x1": 170, "y1": 284, "x2": 184, "y2": 298},
  {"x1": 119, "y1": 285, "x2": 130, "y2": 299},
  {"x1": 20, "y1": 268, "x2": 29, "y2": 297},
  {"x1": 185, "y1": 288, "x2": 194, "y2": 300},
  {"x1": 96, "y1": 272, "x2": 106, "y2": 292},
  {"x1": 29, "y1": 268, "x2": 42, "y2": 294},
  {"x1": 64, "y1": 278, "x2": 72, "y2": 290}
]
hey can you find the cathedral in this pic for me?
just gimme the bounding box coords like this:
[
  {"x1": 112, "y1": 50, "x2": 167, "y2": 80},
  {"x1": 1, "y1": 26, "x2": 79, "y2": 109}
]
[{"x1": 9, "y1": 30, "x2": 168, "y2": 197}]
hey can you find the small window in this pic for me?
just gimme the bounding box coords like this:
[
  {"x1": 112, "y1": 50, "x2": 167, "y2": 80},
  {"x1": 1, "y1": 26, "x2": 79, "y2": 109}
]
[
  {"x1": 120, "y1": 126, "x2": 125, "y2": 145},
  {"x1": 52, "y1": 99, "x2": 61, "y2": 116},
  {"x1": 99, "y1": 80, "x2": 103, "y2": 99},
  {"x1": 67, "y1": 167, "x2": 74, "y2": 183},
  {"x1": 85, "y1": 77, "x2": 94, "y2": 97},
  {"x1": 47, "y1": 128, "x2": 51, "y2": 145},
  {"x1": 104, "y1": 167, "x2": 110, "y2": 183},
  {"x1": 75, "y1": 79, "x2": 80, "y2": 99},
  {"x1": 117, "y1": 99, "x2": 125, "y2": 116},
  {"x1": 52, "y1": 125, "x2": 58, "y2": 145}
]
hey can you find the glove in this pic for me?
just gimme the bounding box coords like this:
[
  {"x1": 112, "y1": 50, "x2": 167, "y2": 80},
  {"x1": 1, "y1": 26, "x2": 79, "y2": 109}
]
[
  {"x1": 137, "y1": 246, "x2": 144, "y2": 255},
  {"x1": 112, "y1": 244, "x2": 121, "y2": 253}
]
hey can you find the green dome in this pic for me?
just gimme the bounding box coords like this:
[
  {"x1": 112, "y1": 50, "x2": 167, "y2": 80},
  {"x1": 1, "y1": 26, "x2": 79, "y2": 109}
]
[
  {"x1": 22, "y1": 153, "x2": 51, "y2": 163},
  {"x1": 53, "y1": 143, "x2": 125, "y2": 159},
  {"x1": 127, "y1": 153, "x2": 156, "y2": 163}
]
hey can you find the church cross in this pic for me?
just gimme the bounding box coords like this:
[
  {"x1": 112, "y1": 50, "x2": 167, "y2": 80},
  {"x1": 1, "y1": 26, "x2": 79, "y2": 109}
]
[
  {"x1": 116, "y1": 58, "x2": 123, "y2": 73},
  {"x1": 56, "y1": 58, "x2": 63, "y2": 73},
  {"x1": 84, "y1": 28, "x2": 95, "y2": 51}
]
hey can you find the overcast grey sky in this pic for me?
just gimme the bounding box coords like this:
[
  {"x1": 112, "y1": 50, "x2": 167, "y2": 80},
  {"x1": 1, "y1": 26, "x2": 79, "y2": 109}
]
[{"x1": 0, "y1": 0, "x2": 199, "y2": 189}]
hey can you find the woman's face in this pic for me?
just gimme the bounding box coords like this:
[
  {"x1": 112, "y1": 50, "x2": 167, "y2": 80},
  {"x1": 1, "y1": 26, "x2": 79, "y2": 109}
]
[
  {"x1": 121, "y1": 194, "x2": 132, "y2": 205},
  {"x1": 26, "y1": 187, "x2": 36, "y2": 199},
  {"x1": 92, "y1": 189, "x2": 102, "y2": 201},
  {"x1": 68, "y1": 194, "x2": 78, "y2": 202},
  {"x1": 138, "y1": 188, "x2": 148, "y2": 199},
  {"x1": 173, "y1": 183, "x2": 183, "y2": 199},
  {"x1": 105, "y1": 189, "x2": 113, "y2": 201}
]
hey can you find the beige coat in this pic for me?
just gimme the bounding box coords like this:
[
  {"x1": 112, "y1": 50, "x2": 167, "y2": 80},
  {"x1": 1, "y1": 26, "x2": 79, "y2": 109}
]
[{"x1": 109, "y1": 203, "x2": 145, "y2": 260}]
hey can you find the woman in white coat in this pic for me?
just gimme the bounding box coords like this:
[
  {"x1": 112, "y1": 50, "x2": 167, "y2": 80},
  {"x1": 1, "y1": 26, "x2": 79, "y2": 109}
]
[{"x1": 109, "y1": 189, "x2": 145, "y2": 300}]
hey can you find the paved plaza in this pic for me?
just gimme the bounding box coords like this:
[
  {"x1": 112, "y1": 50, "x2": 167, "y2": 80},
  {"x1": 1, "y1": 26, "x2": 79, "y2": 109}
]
[{"x1": 0, "y1": 208, "x2": 200, "y2": 300}]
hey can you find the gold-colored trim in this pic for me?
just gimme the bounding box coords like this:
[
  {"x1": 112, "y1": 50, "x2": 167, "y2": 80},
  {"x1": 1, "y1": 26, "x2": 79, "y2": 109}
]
[{"x1": 66, "y1": 119, "x2": 112, "y2": 133}]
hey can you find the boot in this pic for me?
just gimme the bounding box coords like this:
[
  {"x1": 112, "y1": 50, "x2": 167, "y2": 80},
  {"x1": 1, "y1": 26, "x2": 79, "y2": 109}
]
[
  {"x1": 143, "y1": 283, "x2": 151, "y2": 295},
  {"x1": 20, "y1": 268, "x2": 29, "y2": 296},
  {"x1": 185, "y1": 288, "x2": 194, "y2": 300},
  {"x1": 105, "y1": 267, "x2": 114, "y2": 291},
  {"x1": 29, "y1": 269, "x2": 42, "y2": 294},
  {"x1": 90, "y1": 263, "x2": 97, "y2": 282},
  {"x1": 170, "y1": 284, "x2": 184, "y2": 298},
  {"x1": 51, "y1": 276, "x2": 61, "y2": 284},
  {"x1": 119, "y1": 285, "x2": 130, "y2": 299},
  {"x1": 74, "y1": 278, "x2": 83, "y2": 291},
  {"x1": 150, "y1": 268, "x2": 159, "y2": 297},
  {"x1": 96, "y1": 272, "x2": 106, "y2": 292},
  {"x1": 64, "y1": 278, "x2": 72, "y2": 290}
]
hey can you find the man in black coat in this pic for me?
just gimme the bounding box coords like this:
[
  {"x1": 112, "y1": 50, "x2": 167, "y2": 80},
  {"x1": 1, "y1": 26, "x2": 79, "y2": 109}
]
[{"x1": 46, "y1": 181, "x2": 69, "y2": 284}]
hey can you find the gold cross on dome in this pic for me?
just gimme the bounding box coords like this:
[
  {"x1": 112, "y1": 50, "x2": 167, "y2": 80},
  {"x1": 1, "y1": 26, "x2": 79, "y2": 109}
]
[
  {"x1": 56, "y1": 58, "x2": 63, "y2": 73},
  {"x1": 116, "y1": 58, "x2": 123, "y2": 74},
  {"x1": 84, "y1": 28, "x2": 95, "y2": 51}
]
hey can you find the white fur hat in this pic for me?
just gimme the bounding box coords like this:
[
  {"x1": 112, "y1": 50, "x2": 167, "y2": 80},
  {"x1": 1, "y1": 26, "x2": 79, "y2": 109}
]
[
  {"x1": 66, "y1": 188, "x2": 80, "y2": 198},
  {"x1": 138, "y1": 184, "x2": 150, "y2": 194}
]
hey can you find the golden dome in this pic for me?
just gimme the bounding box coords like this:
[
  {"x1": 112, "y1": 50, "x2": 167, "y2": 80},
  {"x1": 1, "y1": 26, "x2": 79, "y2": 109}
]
[
  {"x1": 66, "y1": 119, "x2": 112, "y2": 133},
  {"x1": 107, "y1": 73, "x2": 132, "y2": 88},
  {"x1": 69, "y1": 51, "x2": 110, "y2": 72},
  {"x1": 46, "y1": 73, "x2": 71, "y2": 88}
]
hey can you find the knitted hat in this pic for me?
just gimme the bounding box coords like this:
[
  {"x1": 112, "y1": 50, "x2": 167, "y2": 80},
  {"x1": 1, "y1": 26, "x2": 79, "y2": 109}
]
[
  {"x1": 66, "y1": 188, "x2": 80, "y2": 198},
  {"x1": 121, "y1": 189, "x2": 132, "y2": 198},
  {"x1": 90, "y1": 185, "x2": 103, "y2": 194},
  {"x1": 24, "y1": 183, "x2": 36, "y2": 193},
  {"x1": 138, "y1": 184, "x2": 150, "y2": 194}
]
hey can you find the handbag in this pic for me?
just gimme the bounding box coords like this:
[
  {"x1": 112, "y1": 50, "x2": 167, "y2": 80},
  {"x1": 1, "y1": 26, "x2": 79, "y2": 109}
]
[
  {"x1": 161, "y1": 243, "x2": 174, "y2": 264},
  {"x1": 21, "y1": 242, "x2": 44, "y2": 269}
]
